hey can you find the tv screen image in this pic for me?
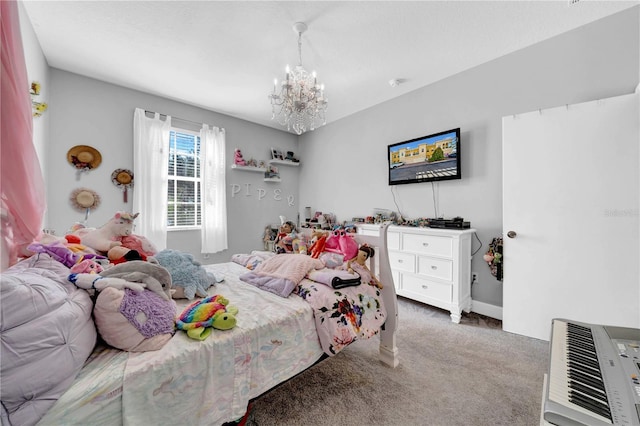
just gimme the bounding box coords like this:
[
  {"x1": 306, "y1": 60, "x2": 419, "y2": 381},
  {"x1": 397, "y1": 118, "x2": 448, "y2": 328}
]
[{"x1": 388, "y1": 128, "x2": 461, "y2": 185}]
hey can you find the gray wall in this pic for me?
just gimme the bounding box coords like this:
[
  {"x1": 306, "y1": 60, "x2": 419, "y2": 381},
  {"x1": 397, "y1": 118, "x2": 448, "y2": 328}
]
[
  {"x1": 46, "y1": 70, "x2": 298, "y2": 265},
  {"x1": 19, "y1": 6, "x2": 639, "y2": 310},
  {"x1": 296, "y1": 7, "x2": 639, "y2": 308}
]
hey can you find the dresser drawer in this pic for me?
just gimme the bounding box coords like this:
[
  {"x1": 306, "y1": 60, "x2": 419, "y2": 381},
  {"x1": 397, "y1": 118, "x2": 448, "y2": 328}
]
[
  {"x1": 417, "y1": 256, "x2": 453, "y2": 281},
  {"x1": 388, "y1": 251, "x2": 415, "y2": 273},
  {"x1": 402, "y1": 275, "x2": 452, "y2": 304},
  {"x1": 387, "y1": 231, "x2": 400, "y2": 250},
  {"x1": 403, "y1": 233, "x2": 453, "y2": 258},
  {"x1": 357, "y1": 225, "x2": 380, "y2": 236}
]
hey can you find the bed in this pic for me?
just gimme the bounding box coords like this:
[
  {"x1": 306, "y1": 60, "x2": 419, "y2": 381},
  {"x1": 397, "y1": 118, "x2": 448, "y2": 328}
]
[{"x1": 1, "y1": 224, "x2": 398, "y2": 426}]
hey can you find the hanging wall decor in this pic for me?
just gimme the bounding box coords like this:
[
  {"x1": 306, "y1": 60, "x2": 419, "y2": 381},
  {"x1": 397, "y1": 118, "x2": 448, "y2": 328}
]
[
  {"x1": 483, "y1": 237, "x2": 503, "y2": 281},
  {"x1": 70, "y1": 187, "x2": 101, "y2": 224},
  {"x1": 67, "y1": 145, "x2": 102, "y2": 180},
  {"x1": 111, "y1": 168, "x2": 134, "y2": 202},
  {"x1": 30, "y1": 81, "x2": 48, "y2": 117}
]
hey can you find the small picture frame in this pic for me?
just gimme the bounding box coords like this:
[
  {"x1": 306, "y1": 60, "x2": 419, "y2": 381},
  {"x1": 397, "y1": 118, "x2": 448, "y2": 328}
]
[{"x1": 271, "y1": 148, "x2": 284, "y2": 160}]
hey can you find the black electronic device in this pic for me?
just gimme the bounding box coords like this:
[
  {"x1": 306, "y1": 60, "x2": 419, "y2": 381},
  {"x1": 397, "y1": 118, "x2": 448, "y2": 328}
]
[{"x1": 426, "y1": 218, "x2": 471, "y2": 229}]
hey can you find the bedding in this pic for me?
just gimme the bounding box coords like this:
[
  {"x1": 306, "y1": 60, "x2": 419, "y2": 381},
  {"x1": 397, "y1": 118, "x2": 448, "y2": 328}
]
[
  {"x1": 236, "y1": 252, "x2": 387, "y2": 357},
  {"x1": 0, "y1": 254, "x2": 97, "y2": 426},
  {"x1": 36, "y1": 262, "x2": 325, "y2": 425},
  {"x1": 4, "y1": 225, "x2": 398, "y2": 426},
  {"x1": 297, "y1": 277, "x2": 386, "y2": 355}
]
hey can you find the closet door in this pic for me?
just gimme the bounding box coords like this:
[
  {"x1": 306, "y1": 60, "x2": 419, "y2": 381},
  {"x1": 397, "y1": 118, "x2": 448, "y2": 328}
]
[{"x1": 502, "y1": 92, "x2": 639, "y2": 341}]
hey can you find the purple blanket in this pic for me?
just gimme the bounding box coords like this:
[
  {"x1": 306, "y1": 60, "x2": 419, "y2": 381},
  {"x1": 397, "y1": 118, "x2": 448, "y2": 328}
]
[
  {"x1": 239, "y1": 254, "x2": 324, "y2": 297},
  {"x1": 239, "y1": 272, "x2": 297, "y2": 298}
]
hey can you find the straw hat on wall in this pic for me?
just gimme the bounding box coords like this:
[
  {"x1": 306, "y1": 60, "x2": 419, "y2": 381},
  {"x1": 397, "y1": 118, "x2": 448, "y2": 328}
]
[{"x1": 67, "y1": 145, "x2": 102, "y2": 170}]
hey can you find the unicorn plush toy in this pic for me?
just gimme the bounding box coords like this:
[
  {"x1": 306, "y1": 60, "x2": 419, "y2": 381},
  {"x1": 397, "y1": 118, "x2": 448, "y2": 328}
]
[{"x1": 80, "y1": 211, "x2": 139, "y2": 253}]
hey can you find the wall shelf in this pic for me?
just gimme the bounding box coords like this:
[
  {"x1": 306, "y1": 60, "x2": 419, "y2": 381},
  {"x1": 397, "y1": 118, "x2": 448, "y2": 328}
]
[
  {"x1": 231, "y1": 164, "x2": 267, "y2": 172},
  {"x1": 269, "y1": 159, "x2": 300, "y2": 167},
  {"x1": 263, "y1": 177, "x2": 281, "y2": 182}
]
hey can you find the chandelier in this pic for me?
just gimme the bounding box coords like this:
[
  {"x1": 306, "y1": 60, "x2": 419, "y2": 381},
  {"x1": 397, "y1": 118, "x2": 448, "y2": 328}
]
[{"x1": 269, "y1": 22, "x2": 328, "y2": 135}]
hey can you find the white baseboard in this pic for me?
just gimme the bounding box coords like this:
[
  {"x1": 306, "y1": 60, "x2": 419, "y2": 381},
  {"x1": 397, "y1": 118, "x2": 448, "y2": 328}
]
[{"x1": 471, "y1": 299, "x2": 503, "y2": 320}]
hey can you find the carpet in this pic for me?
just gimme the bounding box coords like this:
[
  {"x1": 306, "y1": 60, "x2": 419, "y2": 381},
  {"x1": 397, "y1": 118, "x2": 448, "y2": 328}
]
[{"x1": 245, "y1": 297, "x2": 549, "y2": 426}]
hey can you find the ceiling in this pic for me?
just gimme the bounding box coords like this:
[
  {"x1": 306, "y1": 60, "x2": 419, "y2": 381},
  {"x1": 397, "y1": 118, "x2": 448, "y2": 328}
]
[{"x1": 22, "y1": 1, "x2": 638, "y2": 133}]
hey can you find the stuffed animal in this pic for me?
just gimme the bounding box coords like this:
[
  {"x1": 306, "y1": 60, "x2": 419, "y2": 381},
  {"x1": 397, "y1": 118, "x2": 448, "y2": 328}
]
[
  {"x1": 120, "y1": 234, "x2": 157, "y2": 258},
  {"x1": 308, "y1": 233, "x2": 327, "y2": 259},
  {"x1": 234, "y1": 148, "x2": 246, "y2": 166},
  {"x1": 176, "y1": 294, "x2": 238, "y2": 340},
  {"x1": 70, "y1": 258, "x2": 104, "y2": 274},
  {"x1": 68, "y1": 273, "x2": 146, "y2": 292},
  {"x1": 108, "y1": 245, "x2": 146, "y2": 265},
  {"x1": 154, "y1": 249, "x2": 217, "y2": 299},
  {"x1": 324, "y1": 227, "x2": 358, "y2": 261},
  {"x1": 99, "y1": 260, "x2": 173, "y2": 301},
  {"x1": 80, "y1": 212, "x2": 139, "y2": 253},
  {"x1": 27, "y1": 241, "x2": 105, "y2": 268}
]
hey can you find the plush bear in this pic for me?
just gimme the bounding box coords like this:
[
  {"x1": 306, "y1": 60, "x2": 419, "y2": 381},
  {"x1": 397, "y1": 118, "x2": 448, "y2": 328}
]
[{"x1": 80, "y1": 212, "x2": 139, "y2": 254}]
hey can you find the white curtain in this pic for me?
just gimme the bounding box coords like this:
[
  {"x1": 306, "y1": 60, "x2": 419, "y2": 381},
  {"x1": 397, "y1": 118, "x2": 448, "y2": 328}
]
[
  {"x1": 133, "y1": 108, "x2": 171, "y2": 250},
  {"x1": 200, "y1": 124, "x2": 228, "y2": 254}
]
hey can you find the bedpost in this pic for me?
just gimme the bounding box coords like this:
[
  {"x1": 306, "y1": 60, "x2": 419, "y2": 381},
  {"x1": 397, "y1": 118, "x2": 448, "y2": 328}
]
[
  {"x1": 355, "y1": 223, "x2": 399, "y2": 367},
  {"x1": 375, "y1": 223, "x2": 399, "y2": 367}
]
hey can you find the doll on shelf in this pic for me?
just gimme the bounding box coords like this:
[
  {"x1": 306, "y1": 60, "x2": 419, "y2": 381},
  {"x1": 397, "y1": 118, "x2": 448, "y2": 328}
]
[
  {"x1": 274, "y1": 221, "x2": 296, "y2": 254},
  {"x1": 346, "y1": 244, "x2": 383, "y2": 289}
]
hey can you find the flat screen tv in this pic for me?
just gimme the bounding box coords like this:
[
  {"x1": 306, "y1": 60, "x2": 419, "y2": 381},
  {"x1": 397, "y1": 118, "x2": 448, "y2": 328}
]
[{"x1": 388, "y1": 127, "x2": 461, "y2": 185}]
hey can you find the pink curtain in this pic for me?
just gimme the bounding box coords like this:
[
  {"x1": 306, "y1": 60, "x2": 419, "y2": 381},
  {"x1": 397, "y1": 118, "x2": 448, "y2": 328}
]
[{"x1": 1, "y1": 0, "x2": 45, "y2": 269}]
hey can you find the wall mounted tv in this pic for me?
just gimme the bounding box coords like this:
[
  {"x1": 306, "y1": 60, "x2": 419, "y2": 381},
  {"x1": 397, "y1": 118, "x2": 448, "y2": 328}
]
[{"x1": 388, "y1": 127, "x2": 461, "y2": 185}]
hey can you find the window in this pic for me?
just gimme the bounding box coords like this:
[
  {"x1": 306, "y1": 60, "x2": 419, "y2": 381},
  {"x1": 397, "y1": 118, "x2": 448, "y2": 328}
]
[{"x1": 167, "y1": 129, "x2": 201, "y2": 228}]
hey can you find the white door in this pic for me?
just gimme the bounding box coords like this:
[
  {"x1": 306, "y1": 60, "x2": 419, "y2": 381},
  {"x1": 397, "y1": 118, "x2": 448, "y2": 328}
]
[{"x1": 502, "y1": 93, "x2": 639, "y2": 341}]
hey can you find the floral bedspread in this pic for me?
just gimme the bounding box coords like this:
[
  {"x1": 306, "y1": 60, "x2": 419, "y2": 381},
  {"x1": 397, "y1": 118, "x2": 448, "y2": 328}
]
[
  {"x1": 233, "y1": 251, "x2": 387, "y2": 356},
  {"x1": 296, "y1": 275, "x2": 387, "y2": 355}
]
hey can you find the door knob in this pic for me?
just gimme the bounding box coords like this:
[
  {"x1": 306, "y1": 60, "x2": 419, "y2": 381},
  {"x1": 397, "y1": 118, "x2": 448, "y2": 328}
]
[{"x1": 507, "y1": 231, "x2": 517, "y2": 239}]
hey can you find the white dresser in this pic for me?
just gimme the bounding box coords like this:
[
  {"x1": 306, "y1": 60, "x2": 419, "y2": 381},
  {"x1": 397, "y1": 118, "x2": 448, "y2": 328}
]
[{"x1": 358, "y1": 224, "x2": 475, "y2": 323}]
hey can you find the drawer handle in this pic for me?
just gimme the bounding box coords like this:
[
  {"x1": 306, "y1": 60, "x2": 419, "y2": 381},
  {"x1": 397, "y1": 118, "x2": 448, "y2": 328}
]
[
  {"x1": 397, "y1": 259, "x2": 403, "y2": 263},
  {"x1": 421, "y1": 285, "x2": 428, "y2": 289},
  {"x1": 422, "y1": 243, "x2": 429, "y2": 246},
  {"x1": 431, "y1": 265, "x2": 437, "y2": 270}
]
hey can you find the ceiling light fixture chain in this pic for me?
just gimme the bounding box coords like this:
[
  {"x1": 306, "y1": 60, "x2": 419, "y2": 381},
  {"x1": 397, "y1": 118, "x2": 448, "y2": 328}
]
[{"x1": 269, "y1": 22, "x2": 327, "y2": 135}]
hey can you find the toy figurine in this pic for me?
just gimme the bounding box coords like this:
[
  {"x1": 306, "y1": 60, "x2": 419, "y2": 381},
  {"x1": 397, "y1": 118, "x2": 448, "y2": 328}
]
[
  {"x1": 274, "y1": 221, "x2": 296, "y2": 254},
  {"x1": 285, "y1": 151, "x2": 299, "y2": 162},
  {"x1": 346, "y1": 244, "x2": 383, "y2": 288},
  {"x1": 234, "y1": 149, "x2": 246, "y2": 166}
]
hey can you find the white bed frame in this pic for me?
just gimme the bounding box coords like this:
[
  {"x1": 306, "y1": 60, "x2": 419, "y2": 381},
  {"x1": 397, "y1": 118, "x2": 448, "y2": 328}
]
[
  {"x1": 354, "y1": 222, "x2": 399, "y2": 367},
  {"x1": 300, "y1": 222, "x2": 399, "y2": 367}
]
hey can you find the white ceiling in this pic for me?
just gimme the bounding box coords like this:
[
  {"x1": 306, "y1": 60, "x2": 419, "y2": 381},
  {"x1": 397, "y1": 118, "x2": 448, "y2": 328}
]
[{"x1": 22, "y1": 0, "x2": 638, "y2": 133}]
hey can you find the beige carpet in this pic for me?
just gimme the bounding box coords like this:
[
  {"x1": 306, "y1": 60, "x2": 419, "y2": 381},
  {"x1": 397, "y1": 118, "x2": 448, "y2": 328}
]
[{"x1": 246, "y1": 297, "x2": 550, "y2": 426}]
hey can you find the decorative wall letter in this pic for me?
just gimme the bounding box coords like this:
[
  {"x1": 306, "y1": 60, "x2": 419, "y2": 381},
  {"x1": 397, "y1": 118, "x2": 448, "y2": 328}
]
[
  {"x1": 274, "y1": 189, "x2": 282, "y2": 201},
  {"x1": 230, "y1": 184, "x2": 241, "y2": 197},
  {"x1": 257, "y1": 188, "x2": 266, "y2": 200},
  {"x1": 287, "y1": 195, "x2": 295, "y2": 206}
]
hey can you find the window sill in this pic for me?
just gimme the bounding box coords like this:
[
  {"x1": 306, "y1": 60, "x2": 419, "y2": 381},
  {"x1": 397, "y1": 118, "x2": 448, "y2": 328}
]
[{"x1": 168, "y1": 226, "x2": 201, "y2": 232}]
